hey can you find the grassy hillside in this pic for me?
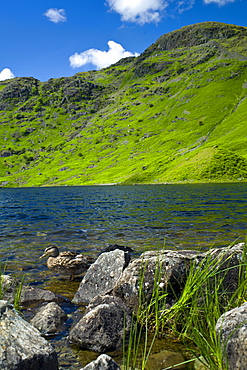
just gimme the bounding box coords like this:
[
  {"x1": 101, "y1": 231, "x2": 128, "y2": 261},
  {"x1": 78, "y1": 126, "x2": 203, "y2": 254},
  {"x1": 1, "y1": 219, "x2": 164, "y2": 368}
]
[{"x1": 1, "y1": 21, "x2": 247, "y2": 187}]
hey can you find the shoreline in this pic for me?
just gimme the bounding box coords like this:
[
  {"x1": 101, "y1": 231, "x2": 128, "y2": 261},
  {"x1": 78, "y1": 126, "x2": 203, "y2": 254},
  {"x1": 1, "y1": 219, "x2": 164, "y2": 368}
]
[{"x1": 1, "y1": 179, "x2": 247, "y2": 189}]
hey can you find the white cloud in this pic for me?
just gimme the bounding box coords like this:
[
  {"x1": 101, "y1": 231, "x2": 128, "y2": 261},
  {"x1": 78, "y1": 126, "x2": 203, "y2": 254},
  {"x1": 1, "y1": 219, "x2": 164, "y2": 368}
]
[
  {"x1": 106, "y1": 0, "x2": 237, "y2": 22},
  {"x1": 176, "y1": 0, "x2": 195, "y2": 13},
  {"x1": 106, "y1": 0, "x2": 167, "y2": 24},
  {"x1": 203, "y1": 0, "x2": 235, "y2": 4},
  {"x1": 44, "y1": 8, "x2": 67, "y2": 23},
  {"x1": 0, "y1": 68, "x2": 15, "y2": 81},
  {"x1": 69, "y1": 41, "x2": 139, "y2": 70}
]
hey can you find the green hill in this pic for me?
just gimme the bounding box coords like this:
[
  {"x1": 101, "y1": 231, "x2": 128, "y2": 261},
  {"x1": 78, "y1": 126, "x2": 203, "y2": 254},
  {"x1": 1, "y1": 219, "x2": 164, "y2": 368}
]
[{"x1": 1, "y1": 21, "x2": 247, "y2": 187}]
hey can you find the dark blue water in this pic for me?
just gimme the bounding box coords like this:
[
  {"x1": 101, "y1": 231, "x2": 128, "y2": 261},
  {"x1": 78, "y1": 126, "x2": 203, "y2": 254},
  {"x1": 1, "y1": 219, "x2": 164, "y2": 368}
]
[
  {"x1": 0, "y1": 183, "x2": 246, "y2": 369},
  {"x1": 0, "y1": 183, "x2": 246, "y2": 280}
]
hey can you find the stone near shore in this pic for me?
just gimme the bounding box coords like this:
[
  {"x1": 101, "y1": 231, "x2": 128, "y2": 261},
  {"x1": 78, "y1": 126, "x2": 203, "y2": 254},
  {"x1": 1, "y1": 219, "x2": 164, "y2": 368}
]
[
  {"x1": 216, "y1": 301, "x2": 247, "y2": 370},
  {"x1": 113, "y1": 243, "x2": 244, "y2": 310},
  {"x1": 1, "y1": 275, "x2": 68, "y2": 306},
  {"x1": 113, "y1": 249, "x2": 205, "y2": 309},
  {"x1": 21, "y1": 286, "x2": 69, "y2": 305},
  {"x1": 72, "y1": 249, "x2": 131, "y2": 304},
  {"x1": 0, "y1": 300, "x2": 58, "y2": 370},
  {"x1": 69, "y1": 243, "x2": 245, "y2": 356},
  {"x1": 69, "y1": 295, "x2": 132, "y2": 352},
  {"x1": 30, "y1": 302, "x2": 68, "y2": 335},
  {"x1": 80, "y1": 354, "x2": 120, "y2": 370},
  {"x1": 3, "y1": 243, "x2": 245, "y2": 369}
]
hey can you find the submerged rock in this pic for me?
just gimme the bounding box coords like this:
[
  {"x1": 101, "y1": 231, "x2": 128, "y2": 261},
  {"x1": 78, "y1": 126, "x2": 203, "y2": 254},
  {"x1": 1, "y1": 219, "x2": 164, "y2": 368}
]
[
  {"x1": 21, "y1": 286, "x2": 69, "y2": 305},
  {"x1": 146, "y1": 350, "x2": 186, "y2": 370},
  {"x1": 69, "y1": 295, "x2": 132, "y2": 352},
  {"x1": 73, "y1": 249, "x2": 131, "y2": 304},
  {"x1": 0, "y1": 275, "x2": 68, "y2": 306},
  {"x1": 0, "y1": 300, "x2": 58, "y2": 370},
  {"x1": 194, "y1": 357, "x2": 210, "y2": 370},
  {"x1": 80, "y1": 354, "x2": 120, "y2": 370},
  {"x1": 30, "y1": 302, "x2": 68, "y2": 335},
  {"x1": 216, "y1": 302, "x2": 247, "y2": 370}
]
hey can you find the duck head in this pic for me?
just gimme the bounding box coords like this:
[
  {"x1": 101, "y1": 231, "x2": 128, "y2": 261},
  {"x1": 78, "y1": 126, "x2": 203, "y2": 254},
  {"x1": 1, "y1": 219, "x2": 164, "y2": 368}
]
[{"x1": 40, "y1": 245, "x2": 59, "y2": 259}]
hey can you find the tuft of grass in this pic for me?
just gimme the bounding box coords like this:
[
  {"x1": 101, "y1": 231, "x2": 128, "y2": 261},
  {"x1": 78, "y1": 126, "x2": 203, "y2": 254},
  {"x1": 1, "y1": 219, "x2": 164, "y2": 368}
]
[
  {"x1": 0, "y1": 266, "x2": 24, "y2": 311},
  {"x1": 122, "y1": 257, "x2": 165, "y2": 370},
  {"x1": 124, "y1": 242, "x2": 247, "y2": 369}
]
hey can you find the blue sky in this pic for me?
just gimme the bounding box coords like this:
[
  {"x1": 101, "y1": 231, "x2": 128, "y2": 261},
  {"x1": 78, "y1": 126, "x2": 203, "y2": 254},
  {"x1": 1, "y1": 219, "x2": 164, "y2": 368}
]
[{"x1": 0, "y1": 0, "x2": 246, "y2": 82}]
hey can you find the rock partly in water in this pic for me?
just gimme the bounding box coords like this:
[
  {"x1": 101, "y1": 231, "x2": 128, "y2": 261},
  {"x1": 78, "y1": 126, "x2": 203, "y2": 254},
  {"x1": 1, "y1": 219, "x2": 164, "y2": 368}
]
[
  {"x1": 206, "y1": 243, "x2": 244, "y2": 295},
  {"x1": 30, "y1": 302, "x2": 68, "y2": 335},
  {"x1": 20, "y1": 286, "x2": 69, "y2": 305},
  {"x1": 0, "y1": 275, "x2": 68, "y2": 306},
  {"x1": 69, "y1": 295, "x2": 132, "y2": 352},
  {"x1": 69, "y1": 243, "x2": 245, "y2": 358},
  {"x1": 216, "y1": 301, "x2": 247, "y2": 370},
  {"x1": 113, "y1": 243, "x2": 244, "y2": 310},
  {"x1": 113, "y1": 249, "x2": 204, "y2": 309},
  {"x1": 0, "y1": 275, "x2": 21, "y2": 303},
  {"x1": 73, "y1": 249, "x2": 131, "y2": 304},
  {"x1": 0, "y1": 300, "x2": 58, "y2": 370},
  {"x1": 80, "y1": 354, "x2": 120, "y2": 370},
  {"x1": 0, "y1": 275, "x2": 18, "y2": 289}
]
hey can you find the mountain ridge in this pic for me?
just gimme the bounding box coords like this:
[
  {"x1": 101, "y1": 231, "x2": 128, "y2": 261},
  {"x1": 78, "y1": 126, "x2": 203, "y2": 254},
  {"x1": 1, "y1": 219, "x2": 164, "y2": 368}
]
[
  {"x1": 147, "y1": 21, "x2": 247, "y2": 51},
  {"x1": 0, "y1": 21, "x2": 247, "y2": 187}
]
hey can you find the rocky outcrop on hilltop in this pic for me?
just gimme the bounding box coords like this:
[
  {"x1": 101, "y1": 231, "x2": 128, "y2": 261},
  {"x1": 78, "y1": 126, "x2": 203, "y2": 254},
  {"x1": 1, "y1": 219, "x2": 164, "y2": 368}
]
[
  {"x1": 0, "y1": 77, "x2": 39, "y2": 109},
  {"x1": 144, "y1": 22, "x2": 247, "y2": 55}
]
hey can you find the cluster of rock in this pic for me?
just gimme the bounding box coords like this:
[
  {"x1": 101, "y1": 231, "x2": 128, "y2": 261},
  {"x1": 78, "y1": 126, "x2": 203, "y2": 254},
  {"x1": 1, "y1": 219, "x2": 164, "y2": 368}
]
[{"x1": 1, "y1": 242, "x2": 247, "y2": 369}]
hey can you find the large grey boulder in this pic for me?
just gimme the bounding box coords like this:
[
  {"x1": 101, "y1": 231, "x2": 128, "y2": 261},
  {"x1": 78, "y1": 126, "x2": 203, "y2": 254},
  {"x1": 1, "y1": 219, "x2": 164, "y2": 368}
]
[
  {"x1": 113, "y1": 243, "x2": 244, "y2": 310},
  {"x1": 73, "y1": 249, "x2": 130, "y2": 304},
  {"x1": 112, "y1": 249, "x2": 204, "y2": 309},
  {"x1": 216, "y1": 302, "x2": 247, "y2": 370},
  {"x1": 30, "y1": 302, "x2": 68, "y2": 335},
  {"x1": 80, "y1": 354, "x2": 120, "y2": 370},
  {"x1": 69, "y1": 244, "x2": 244, "y2": 356},
  {"x1": 0, "y1": 300, "x2": 58, "y2": 370},
  {"x1": 69, "y1": 295, "x2": 132, "y2": 352}
]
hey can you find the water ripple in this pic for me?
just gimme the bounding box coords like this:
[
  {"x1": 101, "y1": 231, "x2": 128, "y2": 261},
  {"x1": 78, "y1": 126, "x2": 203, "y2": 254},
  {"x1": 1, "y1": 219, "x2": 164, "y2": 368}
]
[{"x1": 0, "y1": 183, "x2": 246, "y2": 277}]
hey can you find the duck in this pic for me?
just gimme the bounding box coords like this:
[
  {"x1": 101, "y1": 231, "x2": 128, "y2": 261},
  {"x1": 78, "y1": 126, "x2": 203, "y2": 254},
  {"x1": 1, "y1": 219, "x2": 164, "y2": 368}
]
[{"x1": 39, "y1": 245, "x2": 94, "y2": 281}]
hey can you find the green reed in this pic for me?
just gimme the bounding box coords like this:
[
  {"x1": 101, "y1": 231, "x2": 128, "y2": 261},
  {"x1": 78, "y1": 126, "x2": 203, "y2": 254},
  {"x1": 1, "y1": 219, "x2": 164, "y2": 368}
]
[
  {"x1": 123, "y1": 242, "x2": 247, "y2": 370},
  {"x1": 123, "y1": 255, "x2": 168, "y2": 370},
  {"x1": 0, "y1": 265, "x2": 24, "y2": 311}
]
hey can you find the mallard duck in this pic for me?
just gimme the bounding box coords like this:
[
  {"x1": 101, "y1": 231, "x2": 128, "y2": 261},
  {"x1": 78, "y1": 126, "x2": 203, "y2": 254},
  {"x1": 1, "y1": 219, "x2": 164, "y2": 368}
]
[{"x1": 40, "y1": 246, "x2": 94, "y2": 281}]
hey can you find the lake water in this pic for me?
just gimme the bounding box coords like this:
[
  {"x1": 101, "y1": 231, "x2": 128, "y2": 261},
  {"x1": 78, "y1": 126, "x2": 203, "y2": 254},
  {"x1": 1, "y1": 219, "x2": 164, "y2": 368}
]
[{"x1": 0, "y1": 183, "x2": 246, "y2": 368}]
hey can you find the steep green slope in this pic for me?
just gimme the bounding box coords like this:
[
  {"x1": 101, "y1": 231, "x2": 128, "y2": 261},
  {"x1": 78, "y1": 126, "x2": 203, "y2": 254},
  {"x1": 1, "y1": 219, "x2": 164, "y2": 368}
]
[{"x1": 1, "y1": 21, "x2": 247, "y2": 187}]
